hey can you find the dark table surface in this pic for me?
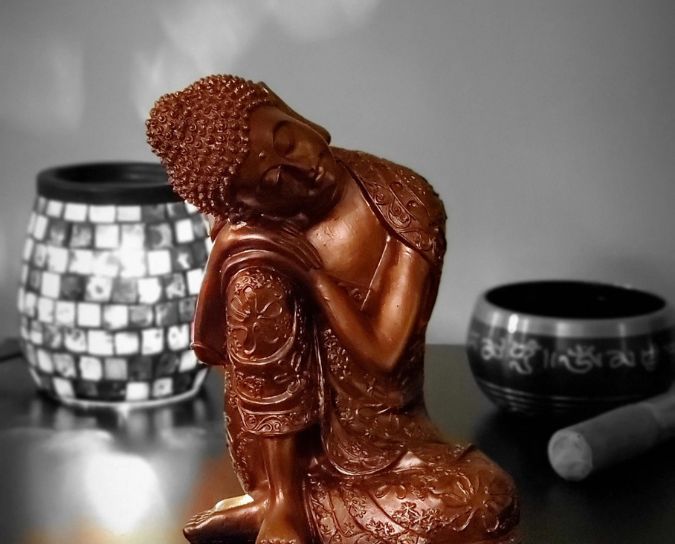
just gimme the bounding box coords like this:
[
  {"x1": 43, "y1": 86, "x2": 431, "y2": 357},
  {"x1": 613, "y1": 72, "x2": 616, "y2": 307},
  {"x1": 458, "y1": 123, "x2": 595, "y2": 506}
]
[{"x1": 1, "y1": 344, "x2": 674, "y2": 544}]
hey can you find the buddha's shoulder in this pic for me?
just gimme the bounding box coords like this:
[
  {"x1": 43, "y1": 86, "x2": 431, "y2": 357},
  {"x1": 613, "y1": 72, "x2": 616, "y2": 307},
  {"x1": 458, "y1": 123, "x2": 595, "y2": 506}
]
[{"x1": 331, "y1": 146, "x2": 446, "y2": 266}]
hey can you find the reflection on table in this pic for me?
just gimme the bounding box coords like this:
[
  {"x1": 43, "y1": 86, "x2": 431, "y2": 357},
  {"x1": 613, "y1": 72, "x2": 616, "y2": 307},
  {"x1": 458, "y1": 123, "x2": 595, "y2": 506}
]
[
  {"x1": 1, "y1": 346, "x2": 675, "y2": 543},
  {"x1": 0, "y1": 355, "x2": 234, "y2": 544}
]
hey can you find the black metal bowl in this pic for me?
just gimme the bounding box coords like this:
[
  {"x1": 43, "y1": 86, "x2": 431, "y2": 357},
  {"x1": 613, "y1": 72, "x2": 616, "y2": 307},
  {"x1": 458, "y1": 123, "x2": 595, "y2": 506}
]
[{"x1": 466, "y1": 280, "x2": 675, "y2": 420}]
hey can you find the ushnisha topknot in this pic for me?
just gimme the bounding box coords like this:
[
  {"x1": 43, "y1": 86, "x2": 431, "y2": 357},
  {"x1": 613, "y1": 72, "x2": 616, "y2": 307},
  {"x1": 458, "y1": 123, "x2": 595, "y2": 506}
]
[
  {"x1": 146, "y1": 75, "x2": 331, "y2": 220},
  {"x1": 146, "y1": 75, "x2": 276, "y2": 219}
]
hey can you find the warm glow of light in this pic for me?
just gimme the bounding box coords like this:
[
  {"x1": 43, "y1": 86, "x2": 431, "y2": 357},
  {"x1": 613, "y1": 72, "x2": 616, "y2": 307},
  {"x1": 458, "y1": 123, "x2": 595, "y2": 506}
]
[
  {"x1": 82, "y1": 452, "x2": 163, "y2": 534},
  {"x1": 214, "y1": 493, "x2": 253, "y2": 511}
]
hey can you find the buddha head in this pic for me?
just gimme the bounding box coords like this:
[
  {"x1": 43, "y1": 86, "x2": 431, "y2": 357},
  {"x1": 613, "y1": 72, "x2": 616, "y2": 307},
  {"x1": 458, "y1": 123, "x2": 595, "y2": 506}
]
[{"x1": 146, "y1": 75, "x2": 340, "y2": 225}]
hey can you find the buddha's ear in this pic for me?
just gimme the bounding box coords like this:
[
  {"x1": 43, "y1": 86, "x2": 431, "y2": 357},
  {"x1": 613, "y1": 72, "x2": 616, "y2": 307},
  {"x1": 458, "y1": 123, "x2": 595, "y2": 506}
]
[{"x1": 258, "y1": 81, "x2": 332, "y2": 144}]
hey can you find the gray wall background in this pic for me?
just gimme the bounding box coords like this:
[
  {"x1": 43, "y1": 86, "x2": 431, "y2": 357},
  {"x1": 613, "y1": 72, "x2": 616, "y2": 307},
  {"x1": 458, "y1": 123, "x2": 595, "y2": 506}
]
[{"x1": 1, "y1": 0, "x2": 674, "y2": 343}]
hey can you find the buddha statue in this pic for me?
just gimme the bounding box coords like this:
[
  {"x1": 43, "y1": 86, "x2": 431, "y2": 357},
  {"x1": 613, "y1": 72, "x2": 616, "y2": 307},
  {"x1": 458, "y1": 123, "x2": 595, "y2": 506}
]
[{"x1": 146, "y1": 75, "x2": 519, "y2": 544}]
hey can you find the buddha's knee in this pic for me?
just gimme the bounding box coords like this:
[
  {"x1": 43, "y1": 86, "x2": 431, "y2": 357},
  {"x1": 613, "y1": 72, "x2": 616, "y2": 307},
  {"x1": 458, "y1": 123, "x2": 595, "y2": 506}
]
[{"x1": 438, "y1": 452, "x2": 519, "y2": 541}]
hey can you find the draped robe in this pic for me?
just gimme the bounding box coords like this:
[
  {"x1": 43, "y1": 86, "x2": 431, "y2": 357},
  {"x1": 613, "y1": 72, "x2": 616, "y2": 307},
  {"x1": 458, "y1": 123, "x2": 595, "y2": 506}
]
[{"x1": 191, "y1": 148, "x2": 519, "y2": 543}]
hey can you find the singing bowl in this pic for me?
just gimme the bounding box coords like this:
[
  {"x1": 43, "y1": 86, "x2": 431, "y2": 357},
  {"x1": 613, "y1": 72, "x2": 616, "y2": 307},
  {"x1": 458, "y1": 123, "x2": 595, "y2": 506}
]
[{"x1": 466, "y1": 281, "x2": 675, "y2": 420}]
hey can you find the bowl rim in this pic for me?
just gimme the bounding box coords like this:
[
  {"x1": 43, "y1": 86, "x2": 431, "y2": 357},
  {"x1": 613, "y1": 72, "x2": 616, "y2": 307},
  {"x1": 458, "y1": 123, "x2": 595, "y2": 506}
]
[{"x1": 472, "y1": 280, "x2": 675, "y2": 338}]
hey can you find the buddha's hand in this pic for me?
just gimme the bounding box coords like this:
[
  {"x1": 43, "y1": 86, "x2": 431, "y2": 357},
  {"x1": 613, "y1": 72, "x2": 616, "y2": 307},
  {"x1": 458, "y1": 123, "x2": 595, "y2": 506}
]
[
  {"x1": 273, "y1": 221, "x2": 323, "y2": 270},
  {"x1": 223, "y1": 221, "x2": 322, "y2": 271},
  {"x1": 216, "y1": 222, "x2": 323, "y2": 285}
]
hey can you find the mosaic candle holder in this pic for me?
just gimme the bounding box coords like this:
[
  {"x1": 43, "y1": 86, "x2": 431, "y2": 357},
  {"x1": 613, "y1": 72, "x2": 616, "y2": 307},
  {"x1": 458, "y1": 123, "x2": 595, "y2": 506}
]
[{"x1": 17, "y1": 163, "x2": 211, "y2": 407}]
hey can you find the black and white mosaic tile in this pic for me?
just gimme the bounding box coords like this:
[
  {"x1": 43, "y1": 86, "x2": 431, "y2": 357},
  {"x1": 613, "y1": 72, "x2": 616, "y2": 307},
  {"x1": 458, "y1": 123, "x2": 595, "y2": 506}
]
[{"x1": 18, "y1": 197, "x2": 211, "y2": 406}]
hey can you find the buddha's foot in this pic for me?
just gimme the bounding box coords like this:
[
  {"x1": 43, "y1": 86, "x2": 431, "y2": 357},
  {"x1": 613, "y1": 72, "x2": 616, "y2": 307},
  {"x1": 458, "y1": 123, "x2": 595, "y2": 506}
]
[
  {"x1": 184, "y1": 493, "x2": 264, "y2": 544},
  {"x1": 255, "y1": 501, "x2": 310, "y2": 544}
]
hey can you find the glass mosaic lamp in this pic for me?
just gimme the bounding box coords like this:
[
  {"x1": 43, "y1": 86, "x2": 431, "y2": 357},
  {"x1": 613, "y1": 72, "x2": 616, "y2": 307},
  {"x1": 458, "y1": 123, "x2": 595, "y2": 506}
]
[{"x1": 17, "y1": 163, "x2": 211, "y2": 407}]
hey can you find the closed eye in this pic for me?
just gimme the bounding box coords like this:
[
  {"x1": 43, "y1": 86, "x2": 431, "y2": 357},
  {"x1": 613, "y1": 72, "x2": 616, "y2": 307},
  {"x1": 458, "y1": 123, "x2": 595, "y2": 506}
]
[{"x1": 273, "y1": 122, "x2": 296, "y2": 156}]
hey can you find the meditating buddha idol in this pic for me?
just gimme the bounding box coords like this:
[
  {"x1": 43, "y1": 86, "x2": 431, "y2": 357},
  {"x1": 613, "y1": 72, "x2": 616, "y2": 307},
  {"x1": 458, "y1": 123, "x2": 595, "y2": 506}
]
[{"x1": 146, "y1": 75, "x2": 519, "y2": 544}]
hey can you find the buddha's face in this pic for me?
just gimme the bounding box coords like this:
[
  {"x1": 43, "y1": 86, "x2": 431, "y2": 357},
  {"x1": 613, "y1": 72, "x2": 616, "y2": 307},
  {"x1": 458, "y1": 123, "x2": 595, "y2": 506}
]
[{"x1": 233, "y1": 105, "x2": 341, "y2": 222}]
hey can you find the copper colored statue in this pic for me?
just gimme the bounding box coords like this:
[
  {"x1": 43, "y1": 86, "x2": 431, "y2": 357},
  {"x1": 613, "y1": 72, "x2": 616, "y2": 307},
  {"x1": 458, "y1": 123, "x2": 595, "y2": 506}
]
[{"x1": 147, "y1": 75, "x2": 519, "y2": 544}]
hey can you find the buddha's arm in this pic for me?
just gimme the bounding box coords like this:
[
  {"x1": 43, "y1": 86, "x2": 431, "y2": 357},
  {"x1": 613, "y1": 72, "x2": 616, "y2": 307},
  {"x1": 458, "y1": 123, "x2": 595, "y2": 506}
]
[
  {"x1": 223, "y1": 265, "x2": 317, "y2": 496},
  {"x1": 192, "y1": 223, "x2": 321, "y2": 367},
  {"x1": 225, "y1": 265, "x2": 302, "y2": 364},
  {"x1": 310, "y1": 242, "x2": 430, "y2": 374}
]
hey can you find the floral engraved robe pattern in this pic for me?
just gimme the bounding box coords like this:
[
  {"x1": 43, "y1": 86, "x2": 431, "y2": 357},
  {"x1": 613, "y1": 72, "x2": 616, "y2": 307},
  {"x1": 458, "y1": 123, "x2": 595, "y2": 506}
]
[
  {"x1": 225, "y1": 266, "x2": 319, "y2": 437},
  {"x1": 319, "y1": 327, "x2": 437, "y2": 475},
  {"x1": 308, "y1": 321, "x2": 518, "y2": 543},
  {"x1": 332, "y1": 148, "x2": 447, "y2": 268},
  {"x1": 307, "y1": 447, "x2": 519, "y2": 544}
]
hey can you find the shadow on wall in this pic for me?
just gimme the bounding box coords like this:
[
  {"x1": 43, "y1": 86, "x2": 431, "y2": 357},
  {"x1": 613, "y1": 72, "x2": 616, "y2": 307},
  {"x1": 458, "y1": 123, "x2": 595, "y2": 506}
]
[
  {"x1": 0, "y1": 0, "x2": 382, "y2": 135},
  {"x1": 0, "y1": 31, "x2": 84, "y2": 134},
  {"x1": 130, "y1": 0, "x2": 382, "y2": 120}
]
